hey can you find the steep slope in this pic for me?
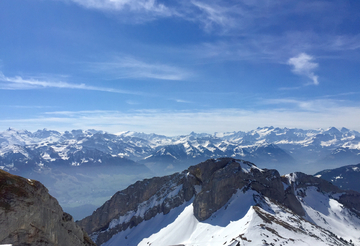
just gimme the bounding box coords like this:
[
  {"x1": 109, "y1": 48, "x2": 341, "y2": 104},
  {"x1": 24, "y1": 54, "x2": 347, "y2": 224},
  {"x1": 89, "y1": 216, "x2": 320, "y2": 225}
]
[
  {"x1": 0, "y1": 169, "x2": 96, "y2": 246},
  {"x1": 314, "y1": 163, "x2": 360, "y2": 192},
  {"x1": 79, "y1": 158, "x2": 360, "y2": 246}
]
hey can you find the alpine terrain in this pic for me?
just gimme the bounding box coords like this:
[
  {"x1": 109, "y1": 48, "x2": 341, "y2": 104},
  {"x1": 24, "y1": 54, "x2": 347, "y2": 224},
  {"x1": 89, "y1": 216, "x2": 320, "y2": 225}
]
[
  {"x1": 1, "y1": 126, "x2": 360, "y2": 220},
  {"x1": 315, "y1": 163, "x2": 360, "y2": 192},
  {"x1": 78, "y1": 158, "x2": 360, "y2": 246}
]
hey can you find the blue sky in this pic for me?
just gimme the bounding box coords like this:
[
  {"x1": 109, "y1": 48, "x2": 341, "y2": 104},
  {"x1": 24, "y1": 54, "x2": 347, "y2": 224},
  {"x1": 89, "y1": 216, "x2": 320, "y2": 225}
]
[{"x1": 1, "y1": 0, "x2": 360, "y2": 135}]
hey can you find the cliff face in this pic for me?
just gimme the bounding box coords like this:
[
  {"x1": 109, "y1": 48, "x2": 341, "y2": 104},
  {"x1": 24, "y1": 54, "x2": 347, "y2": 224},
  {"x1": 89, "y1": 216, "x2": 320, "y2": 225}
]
[
  {"x1": 189, "y1": 158, "x2": 304, "y2": 221},
  {"x1": 78, "y1": 169, "x2": 199, "y2": 244},
  {"x1": 0, "y1": 169, "x2": 96, "y2": 246}
]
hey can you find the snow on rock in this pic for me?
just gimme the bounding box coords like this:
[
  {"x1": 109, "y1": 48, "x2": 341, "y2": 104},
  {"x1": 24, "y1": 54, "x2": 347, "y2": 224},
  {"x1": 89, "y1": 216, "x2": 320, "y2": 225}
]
[
  {"x1": 79, "y1": 158, "x2": 360, "y2": 246},
  {"x1": 103, "y1": 187, "x2": 355, "y2": 246},
  {"x1": 300, "y1": 186, "x2": 360, "y2": 244}
]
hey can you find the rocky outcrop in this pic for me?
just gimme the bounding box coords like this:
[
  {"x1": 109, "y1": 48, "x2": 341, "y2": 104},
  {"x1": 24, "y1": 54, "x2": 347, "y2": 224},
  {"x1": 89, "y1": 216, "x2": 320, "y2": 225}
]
[
  {"x1": 0, "y1": 169, "x2": 96, "y2": 246},
  {"x1": 77, "y1": 170, "x2": 199, "y2": 245},
  {"x1": 190, "y1": 158, "x2": 303, "y2": 221}
]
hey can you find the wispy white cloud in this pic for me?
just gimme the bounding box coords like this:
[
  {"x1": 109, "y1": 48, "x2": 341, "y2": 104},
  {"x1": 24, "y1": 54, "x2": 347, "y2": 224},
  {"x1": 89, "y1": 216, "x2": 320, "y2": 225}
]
[
  {"x1": 264, "y1": 98, "x2": 341, "y2": 112},
  {"x1": 174, "y1": 99, "x2": 192, "y2": 103},
  {"x1": 87, "y1": 56, "x2": 190, "y2": 81},
  {"x1": 190, "y1": 1, "x2": 237, "y2": 32},
  {"x1": 287, "y1": 53, "x2": 319, "y2": 85},
  {"x1": 125, "y1": 100, "x2": 140, "y2": 105},
  {"x1": 69, "y1": 0, "x2": 175, "y2": 21},
  {"x1": 74, "y1": 0, "x2": 167, "y2": 13},
  {"x1": 0, "y1": 72, "x2": 142, "y2": 95},
  {"x1": 328, "y1": 34, "x2": 360, "y2": 51}
]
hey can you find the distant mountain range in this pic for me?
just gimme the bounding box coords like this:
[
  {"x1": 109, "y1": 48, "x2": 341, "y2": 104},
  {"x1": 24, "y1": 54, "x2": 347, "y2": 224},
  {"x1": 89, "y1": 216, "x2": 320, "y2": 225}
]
[
  {"x1": 1, "y1": 126, "x2": 360, "y2": 220},
  {"x1": 1, "y1": 126, "x2": 360, "y2": 175}
]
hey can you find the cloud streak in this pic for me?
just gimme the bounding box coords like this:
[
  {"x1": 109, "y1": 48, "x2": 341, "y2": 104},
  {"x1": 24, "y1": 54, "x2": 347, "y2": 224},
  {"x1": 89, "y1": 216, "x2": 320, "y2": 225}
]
[
  {"x1": 287, "y1": 53, "x2": 319, "y2": 85},
  {"x1": 71, "y1": 0, "x2": 172, "y2": 14},
  {"x1": 264, "y1": 98, "x2": 342, "y2": 112},
  {"x1": 87, "y1": 56, "x2": 190, "y2": 81},
  {"x1": 0, "y1": 72, "x2": 142, "y2": 95},
  {"x1": 189, "y1": 1, "x2": 238, "y2": 32},
  {"x1": 68, "y1": 0, "x2": 177, "y2": 22}
]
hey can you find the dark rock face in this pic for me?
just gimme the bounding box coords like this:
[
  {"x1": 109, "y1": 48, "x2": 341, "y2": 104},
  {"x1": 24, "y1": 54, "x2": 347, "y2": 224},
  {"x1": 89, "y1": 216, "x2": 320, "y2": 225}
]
[
  {"x1": 190, "y1": 158, "x2": 302, "y2": 221},
  {"x1": 0, "y1": 170, "x2": 96, "y2": 246}
]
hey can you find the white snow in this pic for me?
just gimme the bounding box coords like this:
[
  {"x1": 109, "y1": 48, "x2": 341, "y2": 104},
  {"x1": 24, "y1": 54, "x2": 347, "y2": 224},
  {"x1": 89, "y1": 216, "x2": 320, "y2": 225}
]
[
  {"x1": 352, "y1": 167, "x2": 360, "y2": 172},
  {"x1": 284, "y1": 173, "x2": 298, "y2": 185},
  {"x1": 300, "y1": 186, "x2": 360, "y2": 244},
  {"x1": 342, "y1": 142, "x2": 360, "y2": 150},
  {"x1": 238, "y1": 160, "x2": 262, "y2": 173},
  {"x1": 41, "y1": 152, "x2": 56, "y2": 161},
  {"x1": 320, "y1": 139, "x2": 338, "y2": 147}
]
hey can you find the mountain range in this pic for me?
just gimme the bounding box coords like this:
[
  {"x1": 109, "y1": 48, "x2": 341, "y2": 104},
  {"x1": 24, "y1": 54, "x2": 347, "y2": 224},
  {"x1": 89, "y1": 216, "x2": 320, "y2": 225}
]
[
  {"x1": 1, "y1": 126, "x2": 360, "y2": 220},
  {"x1": 1, "y1": 126, "x2": 360, "y2": 174}
]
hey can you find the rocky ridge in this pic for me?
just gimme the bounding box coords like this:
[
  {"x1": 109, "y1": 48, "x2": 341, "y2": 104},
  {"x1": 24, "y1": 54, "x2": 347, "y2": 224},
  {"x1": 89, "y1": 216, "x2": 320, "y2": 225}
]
[
  {"x1": 78, "y1": 158, "x2": 360, "y2": 245},
  {"x1": 0, "y1": 169, "x2": 96, "y2": 246}
]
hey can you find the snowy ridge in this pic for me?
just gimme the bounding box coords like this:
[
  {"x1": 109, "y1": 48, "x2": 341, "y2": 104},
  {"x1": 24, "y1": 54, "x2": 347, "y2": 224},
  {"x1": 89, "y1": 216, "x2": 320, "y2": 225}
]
[
  {"x1": 129, "y1": 191, "x2": 350, "y2": 246},
  {"x1": 102, "y1": 186, "x2": 358, "y2": 246},
  {"x1": 78, "y1": 158, "x2": 360, "y2": 246}
]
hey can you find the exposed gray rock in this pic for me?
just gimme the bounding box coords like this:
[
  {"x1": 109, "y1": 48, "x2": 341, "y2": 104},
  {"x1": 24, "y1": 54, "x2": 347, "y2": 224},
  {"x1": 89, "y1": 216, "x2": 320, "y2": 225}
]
[
  {"x1": 0, "y1": 170, "x2": 96, "y2": 246},
  {"x1": 191, "y1": 158, "x2": 302, "y2": 221}
]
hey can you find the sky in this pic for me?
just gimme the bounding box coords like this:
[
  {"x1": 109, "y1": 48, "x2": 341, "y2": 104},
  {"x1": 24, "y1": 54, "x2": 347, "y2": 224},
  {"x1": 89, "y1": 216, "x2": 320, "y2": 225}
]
[{"x1": 0, "y1": 0, "x2": 360, "y2": 135}]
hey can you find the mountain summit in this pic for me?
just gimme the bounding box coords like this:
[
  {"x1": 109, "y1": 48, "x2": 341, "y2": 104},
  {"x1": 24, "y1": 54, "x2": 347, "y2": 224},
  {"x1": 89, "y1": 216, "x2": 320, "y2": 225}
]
[{"x1": 78, "y1": 158, "x2": 360, "y2": 246}]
